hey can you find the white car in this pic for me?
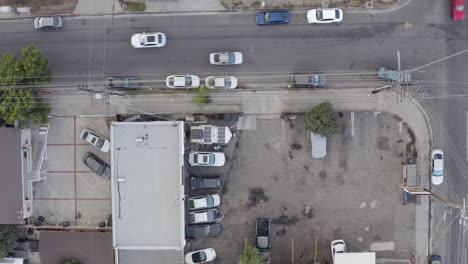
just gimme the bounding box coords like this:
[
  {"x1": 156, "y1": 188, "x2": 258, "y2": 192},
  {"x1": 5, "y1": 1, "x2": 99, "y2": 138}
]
[
  {"x1": 33, "y1": 16, "x2": 63, "y2": 30},
  {"x1": 131, "y1": 32, "x2": 166, "y2": 48},
  {"x1": 307, "y1": 8, "x2": 343, "y2": 24},
  {"x1": 331, "y1": 240, "x2": 347, "y2": 262},
  {"x1": 189, "y1": 151, "x2": 225, "y2": 167},
  {"x1": 188, "y1": 208, "x2": 224, "y2": 224},
  {"x1": 185, "y1": 248, "x2": 216, "y2": 264},
  {"x1": 205, "y1": 76, "x2": 238, "y2": 89},
  {"x1": 166, "y1": 75, "x2": 200, "y2": 89},
  {"x1": 188, "y1": 194, "x2": 221, "y2": 211},
  {"x1": 80, "y1": 129, "x2": 110, "y2": 153},
  {"x1": 209, "y1": 52, "x2": 243, "y2": 65},
  {"x1": 431, "y1": 149, "x2": 444, "y2": 185}
]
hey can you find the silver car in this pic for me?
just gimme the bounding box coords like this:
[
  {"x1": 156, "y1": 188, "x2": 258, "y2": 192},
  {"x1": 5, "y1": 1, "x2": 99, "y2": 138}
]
[
  {"x1": 34, "y1": 16, "x2": 63, "y2": 30},
  {"x1": 205, "y1": 76, "x2": 238, "y2": 89},
  {"x1": 166, "y1": 75, "x2": 200, "y2": 89},
  {"x1": 188, "y1": 208, "x2": 224, "y2": 225},
  {"x1": 209, "y1": 52, "x2": 243, "y2": 65}
]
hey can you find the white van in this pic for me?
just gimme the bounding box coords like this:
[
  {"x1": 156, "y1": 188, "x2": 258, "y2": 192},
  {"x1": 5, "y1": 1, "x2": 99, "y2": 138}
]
[{"x1": 311, "y1": 132, "x2": 326, "y2": 158}]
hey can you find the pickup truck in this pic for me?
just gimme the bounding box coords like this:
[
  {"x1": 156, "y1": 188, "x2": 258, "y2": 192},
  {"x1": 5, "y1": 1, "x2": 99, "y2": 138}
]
[
  {"x1": 105, "y1": 76, "x2": 140, "y2": 89},
  {"x1": 256, "y1": 218, "x2": 271, "y2": 263}
]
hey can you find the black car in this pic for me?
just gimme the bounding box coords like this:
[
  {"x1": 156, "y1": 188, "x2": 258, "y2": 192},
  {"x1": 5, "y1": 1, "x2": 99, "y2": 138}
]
[
  {"x1": 190, "y1": 176, "x2": 223, "y2": 190},
  {"x1": 186, "y1": 224, "x2": 221, "y2": 239},
  {"x1": 82, "y1": 152, "x2": 111, "y2": 179}
]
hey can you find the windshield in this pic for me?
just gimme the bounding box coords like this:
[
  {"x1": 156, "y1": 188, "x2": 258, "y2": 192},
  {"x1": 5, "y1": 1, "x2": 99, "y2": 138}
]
[
  {"x1": 95, "y1": 138, "x2": 105, "y2": 149},
  {"x1": 228, "y1": 53, "x2": 235, "y2": 64},
  {"x1": 316, "y1": 10, "x2": 323, "y2": 20},
  {"x1": 185, "y1": 77, "x2": 192, "y2": 86},
  {"x1": 264, "y1": 13, "x2": 272, "y2": 22},
  {"x1": 206, "y1": 196, "x2": 214, "y2": 207},
  {"x1": 456, "y1": 5, "x2": 464, "y2": 11},
  {"x1": 208, "y1": 154, "x2": 215, "y2": 165},
  {"x1": 192, "y1": 252, "x2": 206, "y2": 262},
  {"x1": 225, "y1": 78, "x2": 231, "y2": 88}
]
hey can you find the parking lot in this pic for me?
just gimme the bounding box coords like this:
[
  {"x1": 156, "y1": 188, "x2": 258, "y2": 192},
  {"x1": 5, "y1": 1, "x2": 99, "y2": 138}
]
[
  {"x1": 186, "y1": 112, "x2": 417, "y2": 264},
  {"x1": 33, "y1": 116, "x2": 112, "y2": 226}
]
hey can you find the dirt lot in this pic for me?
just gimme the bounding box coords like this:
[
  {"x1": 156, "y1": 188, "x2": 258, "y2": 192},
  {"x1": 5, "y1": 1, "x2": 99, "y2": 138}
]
[
  {"x1": 0, "y1": 0, "x2": 78, "y2": 15},
  {"x1": 186, "y1": 112, "x2": 418, "y2": 264}
]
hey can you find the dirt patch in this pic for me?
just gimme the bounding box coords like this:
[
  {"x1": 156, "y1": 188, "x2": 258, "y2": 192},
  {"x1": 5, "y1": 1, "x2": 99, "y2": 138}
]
[
  {"x1": 276, "y1": 227, "x2": 287, "y2": 236},
  {"x1": 301, "y1": 206, "x2": 314, "y2": 219},
  {"x1": 396, "y1": 139, "x2": 403, "y2": 143},
  {"x1": 406, "y1": 128, "x2": 416, "y2": 156},
  {"x1": 272, "y1": 214, "x2": 300, "y2": 226},
  {"x1": 339, "y1": 159, "x2": 347, "y2": 169},
  {"x1": 288, "y1": 151, "x2": 294, "y2": 160},
  {"x1": 377, "y1": 137, "x2": 390, "y2": 150},
  {"x1": 291, "y1": 143, "x2": 302, "y2": 150},
  {"x1": 248, "y1": 187, "x2": 269, "y2": 207},
  {"x1": 319, "y1": 170, "x2": 327, "y2": 180},
  {"x1": 264, "y1": 143, "x2": 271, "y2": 150},
  {"x1": 4, "y1": 0, "x2": 80, "y2": 15},
  {"x1": 303, "y1": 165, "x2": 309, "y2": 172}
]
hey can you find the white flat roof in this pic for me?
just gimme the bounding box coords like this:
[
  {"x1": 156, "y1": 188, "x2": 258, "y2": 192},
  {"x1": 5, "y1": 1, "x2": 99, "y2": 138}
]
[
  {"x1": 111, "y1": 121, "x2": 185, "y2": 250},
  {"x1": 335, "y1": 252, "x2": 375, "y2": 264}
]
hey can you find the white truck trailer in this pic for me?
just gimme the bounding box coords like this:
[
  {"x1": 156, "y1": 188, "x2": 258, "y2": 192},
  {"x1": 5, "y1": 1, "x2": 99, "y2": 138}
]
[
  {"x1": 335, "y1": 252, "x2": 376, "y2": 264},
  {"x1": 190, "y1": 125, "x2": 233, "y2": 145}
]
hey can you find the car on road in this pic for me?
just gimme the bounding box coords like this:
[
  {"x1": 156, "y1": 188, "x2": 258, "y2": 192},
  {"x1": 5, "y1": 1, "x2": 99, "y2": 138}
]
[
  {"x1": 33, "y1": 16, "x2": 63, "y2": 30},
  {"x1": 256, "y1": 11, "x2": 291, "y2": 25},
  {"x1": 294, "y1": 74, "x2": 327, "y2": 88},
  {"x1": 431, "y1": 149, "x2": 444, "y2": 185},
  {"x1": 80, "y1": 129, "x2": 110, "y2": 153},
  {"x1": 205, "y1": 76, "x2": 238, "y2": 89},
  {"x1": 82, "y1": 152, "x2": 111, "y2": 179},
  {"x1": 131, "y1": 32, "x2": 166, "y2": 48},
  {"x1": 189, "y1": 151, "x2": 225, "y2": 166},
  {"x1": 190, "y1": 176, "x2": 223, "y2": 190},
  {"x1": 209, "y1": 52, "x2": 243, "y2": 65},
  {"x1": 307, "y1": 8, "x2": 343, "y2": 24},
  {"x1": 428, "y1": 255, "x2": 442, "y2": 264},
  {"x1": 331, "y1": 239, "x2": 347, "y2": 263},
  {"x1": 188, "y1": 194, "x2": 221, "y2": 211},
  {"x1": 166, "y1": 75, "x2": 200, "y2": 89},
  {"x1": 452, "y1": 0, "x2": 465, "y2": 20},
  {"x1": 105, "y1": 76, "x2": 140, "y2": 89},
  {"x1": 186, "y1": 224, "x2": 221, "y2": 239},
  {"x1": 188, "y1": 208, "x2": 224, "y2": 225},
  {"x1": 185, "y1": 248, "x2": 216, "y2": 264}
]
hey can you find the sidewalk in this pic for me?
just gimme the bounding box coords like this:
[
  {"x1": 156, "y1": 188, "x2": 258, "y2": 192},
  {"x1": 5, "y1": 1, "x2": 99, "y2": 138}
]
[{"x1": 73, "y1": 0, "x2": 122, "y2": 15}]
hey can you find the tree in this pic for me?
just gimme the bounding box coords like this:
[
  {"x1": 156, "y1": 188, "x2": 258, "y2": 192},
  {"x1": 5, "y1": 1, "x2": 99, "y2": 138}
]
[
  {"x1": 0, "y1": 225, "x2": 18, "y2": 259},
  {"x1": 0, "y1": 53, "x2": 24, "y2": 86},
  {"x1": 304, "y1": 102, "x2": 340, "y2": 137},
  {"x1": 192, "y1": 84, "x2": 212, "y2": 108},
  {"x1": 239, "y1": 245, "x2": 264, "y2": 264},
  {"x1": 64, "y1": 259, "x2": 80, "y2": 264},
  {"x1": 21, "y1": 45, "x2": 52, "y2": 84},
  {"x1": 0, "y1": 89, "x2": 50, "y2": 126}
]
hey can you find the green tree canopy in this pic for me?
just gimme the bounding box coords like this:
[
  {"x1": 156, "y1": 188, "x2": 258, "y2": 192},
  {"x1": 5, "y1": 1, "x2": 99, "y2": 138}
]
[
  {"x1": 304, "y1": 102, "x2": 340, "y2": 137},
  {"x1": 0, "y1": 53, "x2": 24, "y2": 86},
  {"x1": 239, "y1": 245, "x2": 265, "y2": 264},
  {"x1": 22, "y1": 45, "x2": 52, "y2": 84},
  {"x1": 64, "y1": 259, "x2": 80, "y2": 264},
  {"x1": 0, "y1": 225, "x2": 18, "y2": 259}
]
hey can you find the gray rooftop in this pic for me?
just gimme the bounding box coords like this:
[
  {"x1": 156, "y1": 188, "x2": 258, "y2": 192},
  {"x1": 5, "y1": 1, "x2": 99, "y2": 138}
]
[
  {"x1": 0, "y1": 127, "x2": 23, "y2": 224},
  {"x1": 111, "y1": 121, "x2": 185, "y2": 254}
]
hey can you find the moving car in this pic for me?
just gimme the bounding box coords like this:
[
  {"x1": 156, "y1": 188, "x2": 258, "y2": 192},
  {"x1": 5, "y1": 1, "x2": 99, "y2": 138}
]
[
  {"x1": 186, "y1": 224, "x2": 221, "y2": 239},
  {"x1": 209, "y1": 52, "x2": 243, "y2": 65},
  {"x1": 189, "y1": 151, "x2": 225, "y2": 167},
  {"x1": 190, "y1": 176, "x2": 223, "y2": 190},
  {"x1": 428, "y1": 255, "x2": 442, "y2": 264},
  {"x1": 307, "y1": 8, "x2": 343, "y2": 24},
  {"x1": 82, "y1": 153, "x2": 111, "y2": 179},
  {"x1": 188, "y1": 194, "x2": 221, "y2": 211},
  {"x1": 185, "y1": 248, "x2": 216, "y2": 264},
  {"x1": 330, "y1": 239, "x2": 347, "y2": 263},
  {"x1": 431, "y1": 149, "x2": 444, "y2": 185},
  {"x1": 452, "y1": 0, "x2": 465, "y2": 21},
  {"x1": 188, "y1": 208, "x2": 224, "y2": 224},
  {"x1": 80, "y1": 129, "x2": 110, "y2": 153},
  {"x1": 205, "y1": 76, "x2": 238, "y2": 89},
  {"x1": 105, "y1": 76, "x2": 140, "y2": 89},
  {"x1": 166, "y1": 75, "x2": 200, "y2": 89},
  {"x1": 294, "y1": 74, "x2": 327, "y2": 88},
  {"x1": 378, "y1": 67, "x2": 411, "y2": 84},
  {"x1": 131, "y1": 32, "x2": 166, "y2": 48},
  {"x1": 33, "y1": 16, "x2": 63, "y2": 30},
  {"x1": 256, "y1": 11, "x2": 291, "y2": 25}
]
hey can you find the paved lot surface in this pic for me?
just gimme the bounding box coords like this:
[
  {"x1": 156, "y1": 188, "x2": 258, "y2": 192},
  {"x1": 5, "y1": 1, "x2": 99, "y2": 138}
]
[
  {"x1": 33, "y1": 117, "x2": 112, "y2": 226},
  {"x1": 187, "y1": 112, "x2": 418, "y2": 264}
]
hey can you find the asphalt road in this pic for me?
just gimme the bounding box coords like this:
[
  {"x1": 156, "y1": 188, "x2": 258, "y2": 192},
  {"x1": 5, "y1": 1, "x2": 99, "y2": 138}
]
[{"x1": 1, "y1": 0, "x2": 468, "y2": 262}]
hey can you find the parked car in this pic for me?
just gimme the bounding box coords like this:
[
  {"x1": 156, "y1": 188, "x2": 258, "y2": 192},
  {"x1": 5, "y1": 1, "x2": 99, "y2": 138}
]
[
  {"x1": 185, "y1": 248, "x2": 216, "y2": 264},
  {"x1": 131, "y1": 32, "x2": 166, "y2": 48},
  {"x1": 431, "y1": 149, "x2": 444, "y2": 185},
  {"x1": 294, "y1": 74, "x2": 327, "y2": 88},
  {"x1": 190, "y1": 176, "x2": 223, "y2": 190},
  {"x1": 330, "y1": 240, "x2": 347, "y2": 263},
  {"x1": 105, "y1": 76, "x2": 140, "y2": 89},
  {"x1": 205, "y1": 76, "x2": 238, "y2": 89},
  {"x1": 189, "y1": 151, "x2": 225, "y2": 167},
  {"x1": 82, "y1": 152, "x2": 111, "y2": 179},
  {"x1": 33, "y1": 16, "x2": 63, "y2": 30},
  {"x1": 311, "y1": 132, "x2": 326, "y2": 159},
  {"x1": 188, "y1": 194, "x2": 221, "y2": 211},
  {"x1": 452, "y1": 0, "x2": 465, "y2": 21},
  {"x1": 188, "y1": 208, "x2": 224, "y2": 225},
  {"x1": 256, "y1": 11, "x2": 291, "y2": 25},
  {"x1": 209, "y1": 52, "x2": 243, "y2": 65},
  {"x1": 186, "y1": 224, "x2": 221, "y2": 239},
  {"x1": 428, "y1": 255, "x2": 442, "y2": 264},
  {"x1": 307, "y1": 8, "x2": 343, "y2": 24},
  {"x1": 80, "y1": 129, "x2": 110, "y2": 153},
  {"x1": 166, "y1": 75, "x2": 200, "y2": 89}
]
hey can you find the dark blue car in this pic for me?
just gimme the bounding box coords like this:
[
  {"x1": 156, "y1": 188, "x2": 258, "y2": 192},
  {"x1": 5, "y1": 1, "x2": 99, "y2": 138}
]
[
  {"x1": 428, "y1": 255, "x2": 441, "y2": 264},
  {"x1": 256, "y1": 11, "x2": 291, "y2": 25}
]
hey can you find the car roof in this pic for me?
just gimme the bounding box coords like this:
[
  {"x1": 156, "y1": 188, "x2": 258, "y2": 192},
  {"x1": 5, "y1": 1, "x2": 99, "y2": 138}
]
[{"x1": 322, "y1": 9, "x2": 336, "y2": 19}]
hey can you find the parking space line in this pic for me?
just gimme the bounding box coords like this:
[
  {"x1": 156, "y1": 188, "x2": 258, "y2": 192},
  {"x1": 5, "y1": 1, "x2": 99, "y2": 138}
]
[
  {"x1": 291, "y1": 237, "x2": 294, "y2": 264},
  {"x1": 46, "y1": 171, "x2": 90, "y2": 173},
  {"x1": 35, "y1": 198, "x2": 111, "y2": 201},
  {"x1": 351, "y1": 112, "x2": 355, "y2": 136},
  {"x1": 48, "y1": 143, "x2": 88, "y2": 146},
  {"x1": 244, "y1": 238, "x2": 247, "y2": 249},
  {"x1": 74, "y1": 117, "x2": 77, "y2": 224}
]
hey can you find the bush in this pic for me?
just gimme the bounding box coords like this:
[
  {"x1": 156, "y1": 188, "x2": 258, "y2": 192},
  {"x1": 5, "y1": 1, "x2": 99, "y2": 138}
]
[
  {"x1": 304, "y1": 102, "x2": 340, "y2": 137},
  {"x1": 0, "y1": 225, "x2": 18, "y2": 259},
  {"x1": 239, "y1": 245, "x2": 264, "y2": 264}
]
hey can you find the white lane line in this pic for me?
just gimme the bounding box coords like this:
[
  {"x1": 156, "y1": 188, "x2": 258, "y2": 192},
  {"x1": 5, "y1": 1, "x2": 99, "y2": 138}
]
[{"x1": 351, "y1": 112, "x2": 355, "y2": 136}]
